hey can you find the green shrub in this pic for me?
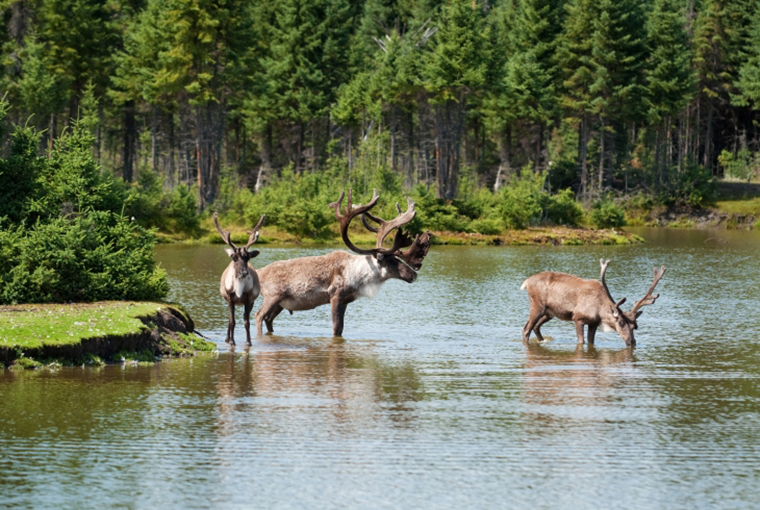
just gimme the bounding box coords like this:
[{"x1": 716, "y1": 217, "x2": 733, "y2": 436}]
[
  {"x1": 546, "y1": 188, "x2": 584, "y2": 226},
  {"x1": 661, "y1": 162, "x2": 716, "y2": 207},
  {"x1": 126, "y1": 169, "x2": 200, "y2": 235},
  {"x1": 0, "y1": 212, "x2": 168, "y2": 304},
  {"x1": 468, "y1": 217, "x2": 503, "y2": 235},
  {"x1": 0, "y1": 108, "x2": 168, "y2": 305},
  {"x1": 499, "y1": 170, "x2": 545, "y2": 229},
  {"x1": 590, "y1": 198, "x2": 626, "y2": 229}
]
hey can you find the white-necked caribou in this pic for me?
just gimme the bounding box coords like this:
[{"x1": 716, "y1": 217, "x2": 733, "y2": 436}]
[{"x1": 254, "y1": 189, "x2": 431, "y2": 337}]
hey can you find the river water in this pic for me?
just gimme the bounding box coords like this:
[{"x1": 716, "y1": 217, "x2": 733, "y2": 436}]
[{"x1": 2, "y1": 228, "x2": 760, "y2": 509}]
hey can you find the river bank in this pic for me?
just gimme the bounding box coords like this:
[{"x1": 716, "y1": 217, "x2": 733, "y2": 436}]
[
  {"x1": 0, "y1": 302, "x2": 215, "y2": 369},
  {"x1": 161, "y1": 225, "x2": 644, "y2": 246}
]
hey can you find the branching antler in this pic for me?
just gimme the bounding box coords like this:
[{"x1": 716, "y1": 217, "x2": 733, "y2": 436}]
[
  {"x1": 213, "y1": 212, "x2": 266, "y2": 251},
  {"x1": 630, "y1": 266, "x2": 666, "y2": 315},
  {"x1": 398, "y1": 231, "x2": 431, "y2": 270},
  {"x1": 360, "y1": 197, "x2": 417, "y2": 252},
  {"x1": 244, "y1": 214, "x2": 266, "y2": 250},
  {"x1": 214, "y1": 212, "x2": 236, "y2": 249},
  {"x1": 329, "y1": 189, "x2": 381, "y2": 255},
  {"x1": 330, "y1": 189, "x2": 417, "y2": 258},
  {"x1": 600, "y1": 259, "x2": 627, "y2": 311}
]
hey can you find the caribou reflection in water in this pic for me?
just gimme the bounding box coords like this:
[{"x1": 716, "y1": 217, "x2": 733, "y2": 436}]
[
  {"x1": 214, "y1": 336, "x2": 424, "y2": 435},
  {"x1": 521, "y1": 343, "x2": 637, "y2": 431}
]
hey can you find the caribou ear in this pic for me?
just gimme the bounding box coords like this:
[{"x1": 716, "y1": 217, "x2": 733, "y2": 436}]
[
  {"x1": 225, "y1": 248, "x2": 235, "y2": 257},
  {"x1": 635, "y1": 311, "x2": 643, "y2": 319},
  {"x1": 611, "y1": 305, "x2": 619, "y2": 318},
  {"x1": 375, "y1": 253, "x2": 385, "y2": 262},
  {"x1": 248, "y1": 249, "x2": 260, "y2": 258}
]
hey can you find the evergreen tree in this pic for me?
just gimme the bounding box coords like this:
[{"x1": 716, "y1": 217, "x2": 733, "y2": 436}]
[
  {"x1": 244, "y1": 0, "x2": 353, "y2": 172},
  {"x1": 422, "y1": 0, "x2": 488, "y2": 199},
  {"x1": 646, "y1": 0, "x2": 696, "y2": 177}
]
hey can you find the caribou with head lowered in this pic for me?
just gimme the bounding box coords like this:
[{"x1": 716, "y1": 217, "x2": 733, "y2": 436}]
[
  {"x1": 521, "y1": 259, "x2": 665, "y2": 347},
  {"x1": 255, "y1": 189, "x2": 431, "y2": 337}
]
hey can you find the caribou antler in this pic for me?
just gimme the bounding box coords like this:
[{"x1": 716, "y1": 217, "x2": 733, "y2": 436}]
[
  {"x1": 329, "y1": 189, "x2": 381, "y2": 255},
  {"x1": 330, "y1": 189, "x2": 417, "y2": 258},
  {"x1": 361, "y1": 198, "x2": 417, "y2": 252},
  {"x1": 629, "y1": 266, "x2": 666, "y2": 315},
  {"x1": 213, "y1": 212, "x2": 266, "y2": 250},
  {"x1": 214, "y1": 212, "x2": 237, "y2": 249},
  {"x1": 399, "y1": 231, "x2": 431, "y2": 270},
  {"x1": 600, "y1": 259, "x2": 627, "y2": 311},
  {"x1": 244, "y1": 214, "x2": 267, "y2": 250}
]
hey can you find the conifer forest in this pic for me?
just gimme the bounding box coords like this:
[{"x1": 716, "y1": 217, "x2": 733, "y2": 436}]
[{"x1": 2, "y1": 0, "x2": 759, "y2": 214}]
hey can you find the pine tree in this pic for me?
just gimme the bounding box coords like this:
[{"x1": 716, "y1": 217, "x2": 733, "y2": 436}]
[
  {"x1": 423, "y1": 0, "x2": 488, "y2": 199},
  {"x1": 646, "y1": 0, "x2": 696, "y2": 177},
  {"x1": 244, "y1": 0, "x2": 353, "y2": 173},
  {"x1": 693, "y1": 0, "x2": 752, "y2": 170}
]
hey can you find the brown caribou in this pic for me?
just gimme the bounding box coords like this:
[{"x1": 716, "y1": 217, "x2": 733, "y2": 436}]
[
  {"x1": 521, "y1": 259, "x2": 665, "y2": 347},
  {"x1": 254, "y1": 189, "x2": 431, "y2": 337},
  {"x1": 214, "y1": 212, "x2": 266, "y2": 346}
]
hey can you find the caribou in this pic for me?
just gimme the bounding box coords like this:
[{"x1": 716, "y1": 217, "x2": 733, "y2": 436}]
[
  {"x1": 254, "y1": 189, "x2": 431, "y2": 337},
  {"x1": 521, "y1": 259, "x2": 665, "y2": 347},
  {"x1": 214, "y1": 212, "x2": 266, "y2": 346}
]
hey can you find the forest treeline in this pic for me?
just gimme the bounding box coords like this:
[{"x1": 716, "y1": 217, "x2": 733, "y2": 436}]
[{"x1": 2, "y1": 0, "x2": 760, "y2": 215}]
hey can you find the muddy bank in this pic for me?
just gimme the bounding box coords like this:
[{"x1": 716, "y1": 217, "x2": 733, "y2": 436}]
[{"x1": 0, "y1": 302, "x2": 215, "y2": 368}]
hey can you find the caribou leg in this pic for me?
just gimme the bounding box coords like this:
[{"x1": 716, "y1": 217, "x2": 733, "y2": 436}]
[
  {"x1": 330, "y1": 296, "x2": 348, "y2": 337},
  {"x1": 255, "y1": 297, "x2": 282, "y2": 335},
  {"x1": 523, "y1": 304, "x2": 546, "y2": 343},
  {"x1": 533, "y1": 315, "x2": 552, "y2": 342},
  {"x1": 244, "y1": 302, "x2": 253, "y2": 346},
  {"x1": 264, "y1": 304, "x2": 283, "y2": 333},
  {"x1": 587, "y1": 323, "x2": 598, "y2": 345},
  {"x1": 227, "y1": 301, "x2": 236, "y2": 345},
  {"x1": 574, "y1": 321, "x2": 585, "y2": 344}
]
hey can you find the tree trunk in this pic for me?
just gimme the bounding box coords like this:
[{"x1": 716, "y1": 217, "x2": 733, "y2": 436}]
[
  {"x1": 578, "y1": 114, "x2": 590, "y2": 201},
  {"x1": 123, "y1": 100, "x2": 136, "y2": 183},
  {"x1": 195, "y1": 101, "x2": 224, "y2": 210},
  {"x1": 495, "y1": 124, "x2": 512, "y2": 191},
  {"x1": 151, "y1": 106, "x2": 157, "y2": 171},
  {"x1": 598, "y1": 124, "x2": 605, "y2": 192},
  {"x1": 703, "y1": 99, "x2": 713, "y2": 171},
  {"x1": 433, "y1": 99, "x2": 465, "y2": 200},
  {"x1": 168, "y1": 110, "x2": 176, "y2": 187}
]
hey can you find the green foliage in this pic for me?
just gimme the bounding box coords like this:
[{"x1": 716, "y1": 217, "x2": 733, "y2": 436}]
[
  {"x1": 499, "y1": 171, "x2": 546, "y2": 229},
  {"x1": 0, "y1": 211, "x2": 168, "y2": 304},
  {"x1": 28, "y1": 119, "x2": 123, "y2": 219},
  {"x1": 661, "y1": 163, "x2": 716, "y2": 207},
  {"x1": 590, "y1": 198, "x2": 626, "y2": 229},
  {"x1": 126, "y1": 169, "x2": 200, "y2": 235},
  {"x1": 0, "y1": 106, "x2": 168, "y2": 305},
  {"x1": 547, "y1": 188, "x2": 585, "y2": 226},
  {"x1": 222, "y1": 168, "x2": 337, "y2": 239},
  {"x1": 718, "y1": 149, "x2": 759, "y2": 182}
]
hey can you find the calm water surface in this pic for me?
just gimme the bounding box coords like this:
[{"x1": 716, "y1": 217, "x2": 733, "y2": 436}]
[{"x1": 2, "y1": 228, "x2": 760, "y2": 509}]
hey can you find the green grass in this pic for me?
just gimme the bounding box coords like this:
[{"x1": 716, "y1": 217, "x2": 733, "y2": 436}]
[
  {"x1": 714, "y1": 197, "x2": 760, "y2": 216},
  {"x1": 0, "y1": 301, "x2": 167, "y2": 350}
]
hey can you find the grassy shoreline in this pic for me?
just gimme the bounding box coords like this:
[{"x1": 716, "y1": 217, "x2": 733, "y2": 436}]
[{"x1": 0, "y1": 301, "x2": 215, "y2": 369}]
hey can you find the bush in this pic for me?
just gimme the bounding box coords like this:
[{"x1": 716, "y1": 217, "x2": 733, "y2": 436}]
[
  {"x1": 0, "y1": 108, "x2": 168, "y2": 305},
  {"x1": 499, "y1": 170, "x2": 545, "y2": 229},
  {"x1": 126, "y1": 169, "x2": 200, "y2": 235},
  {"x1": 0, "y1": 210, "x2": 168, "y2": 305},
  {"x1": 546, "y1": 188, "x2": 584, "y2": 226},
  {"x1": 661, "y1": 163, "x2": 716, "y2": 207},
  {"x1": 590, "y1": 198, "x2": 626, "y2": 229},
  {"x1": 468, "y1": 217, "x2": 503, "y2": 235}
]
